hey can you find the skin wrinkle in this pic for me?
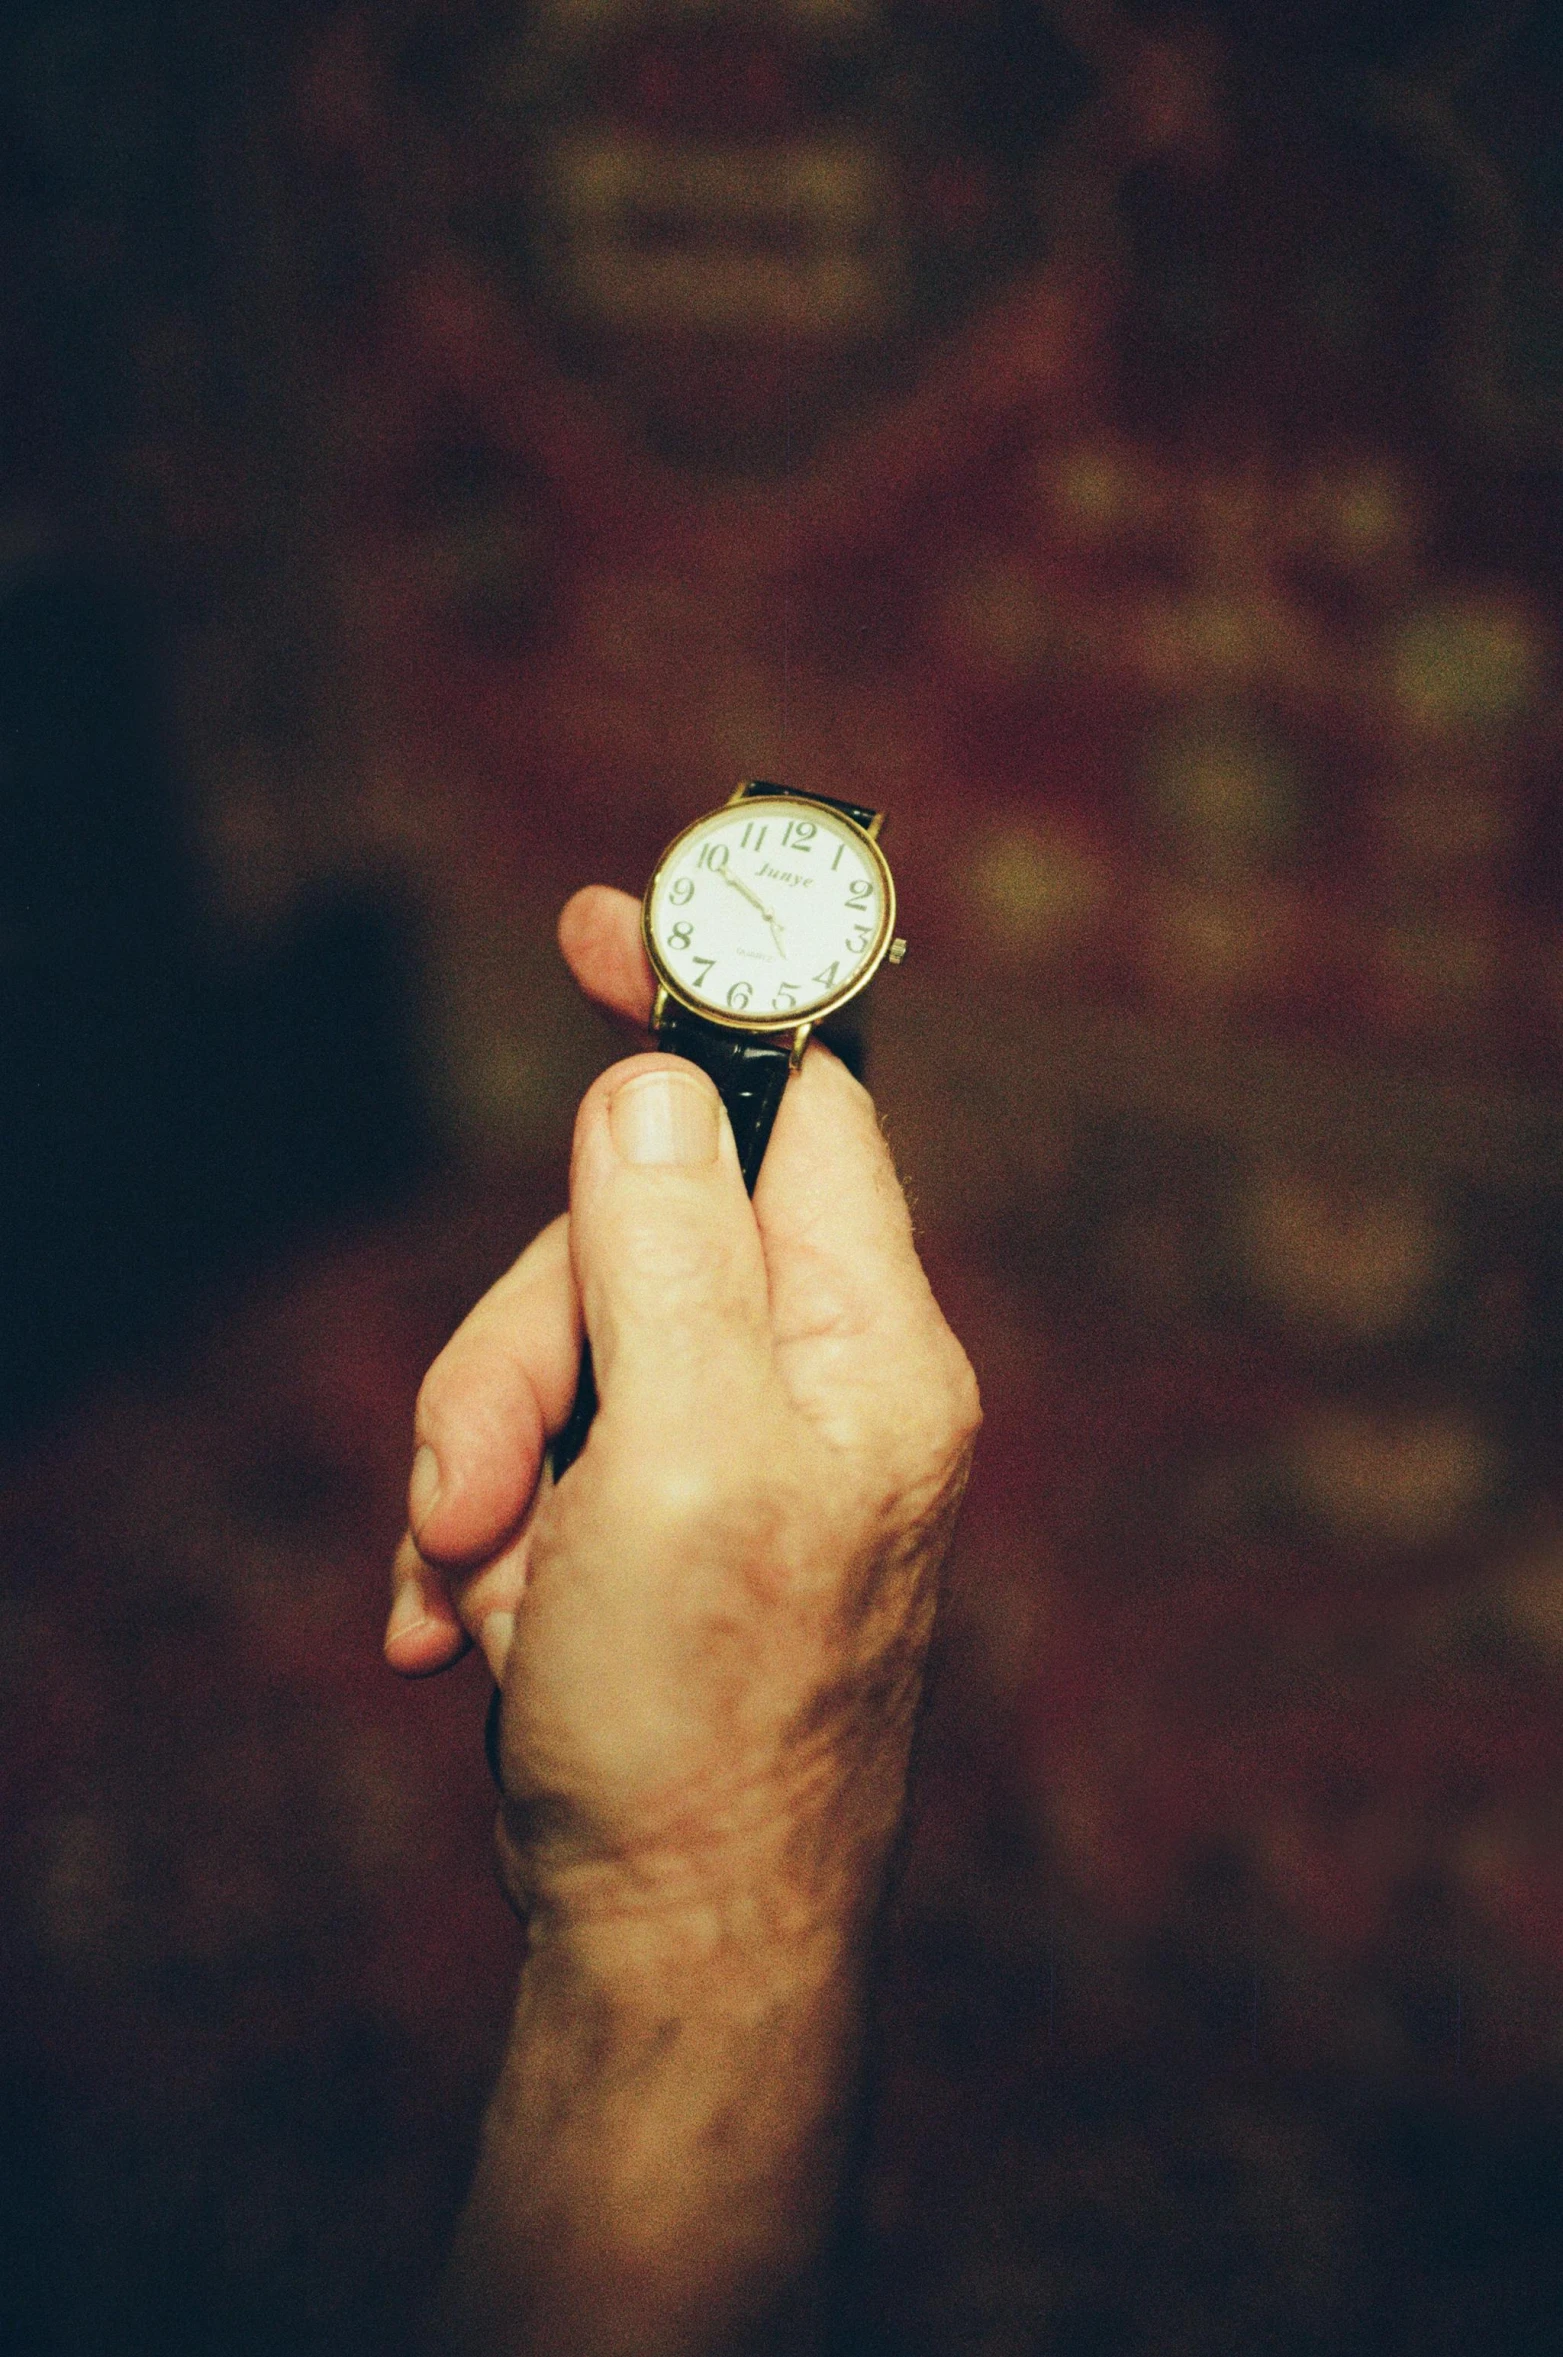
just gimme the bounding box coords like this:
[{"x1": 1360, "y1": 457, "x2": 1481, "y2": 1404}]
[
  {"x1": 500, "y1": 1699, "x2": 910, "y2": 1933},
  {"x1": 768, "y1": 1206, "x2": 886, "y2": 1338},
  {"x1": 506, "y1": 1749, "x2": 847, "y2": 1915},
  {"x1": 762, "y1": 1227, "x2": 910, "y2": 1359},
  {"x1": 777, "y1": 1301, "x2": 973, "y2": 1464},
  {"x1": 592, "y1": 1176, "x2": 755, "y2": 1298},
  {"x1": 414, "y1": 1418, "x2": 539, "y2": 1564},
  {"x1": 588, "y1": 1325, "x2": 780, "y2": 1448},
  {"x1": 531, "y1": 1933, "x2": 860, "y2": 2092}
]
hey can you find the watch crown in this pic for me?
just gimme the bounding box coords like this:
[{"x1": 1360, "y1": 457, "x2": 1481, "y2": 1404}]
[{"x1": 887, "y1": 936, "x2": 908, "y2": 965}]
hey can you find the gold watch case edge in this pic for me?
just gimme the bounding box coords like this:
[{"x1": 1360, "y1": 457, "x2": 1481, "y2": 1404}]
[{"x1": 641, "y1": 794, "x2": 899, "y2": 1040}]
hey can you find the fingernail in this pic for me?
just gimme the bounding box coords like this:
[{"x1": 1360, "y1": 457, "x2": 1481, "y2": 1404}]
[
  {"x1": 408, "y1": 1443, "x2": 441, "y2": 1532},
  {"x1": 610, "y1": 1070, "x2": 720, "y2": 1166},
  {"x1": 480, "y1": 1610, "x2": 515, "y2": 1681},
  {"x1": 386, "y1": 1580, "x2": 429, "y2": 1644}
]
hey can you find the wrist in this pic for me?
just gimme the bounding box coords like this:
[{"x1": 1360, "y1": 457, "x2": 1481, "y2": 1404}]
[
  {"x1": 466, "y1": 1841, "x2": 869, "y2": 2357},
  {"x1": 496, "y1": 1719, "x2": 916, "y2": 1960},
  {"x1": 516, "y1": 1882, "x2": 868, "y2": 2069}
]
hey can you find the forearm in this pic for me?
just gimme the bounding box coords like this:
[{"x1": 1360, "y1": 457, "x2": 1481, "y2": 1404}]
[{"x1": 436, "y1": 1887, "x2": 874, "y2": 2357}]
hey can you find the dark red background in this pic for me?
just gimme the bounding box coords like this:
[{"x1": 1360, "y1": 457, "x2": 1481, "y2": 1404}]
[{"x1": 4, "y1": 5, "x2": 1563, "y2": 2350}]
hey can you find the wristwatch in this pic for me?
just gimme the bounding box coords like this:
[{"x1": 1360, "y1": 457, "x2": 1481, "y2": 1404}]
[{"x1": 643, "y1": 779, "x2": 905, "y2": 1190}]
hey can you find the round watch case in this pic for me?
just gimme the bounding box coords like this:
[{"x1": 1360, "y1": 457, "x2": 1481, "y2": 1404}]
[{"x1": 642, "y1": 792, "x2": 898, "y2": 1034}]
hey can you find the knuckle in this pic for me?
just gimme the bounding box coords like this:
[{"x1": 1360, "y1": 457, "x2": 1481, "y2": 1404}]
[
  {"x1": 417, "y1": 1319, "x2": 534, "y2": 1451},
  {"x1": 898, "y1": 1326, "x2": 983, "y2": 1460},
  {"x1": 412, "y1": 1365, "x2": 440, "y2": 1438},
  {"x1": 944, "y1": 1342, "x2": 984, "y2": 1454},
  {"x1": 413, "y1": 1341, "x2": 461, "y2": 1438},
  {"x1": 628, "y1": 1455, "x2": 739, "y2": 1550},
  {"x1": 856, "y1": 1333, "x2": 980, "y2": 1531},
  {"x1": 620, "y1": 1445, "x2": 796, "y2": 1589}
]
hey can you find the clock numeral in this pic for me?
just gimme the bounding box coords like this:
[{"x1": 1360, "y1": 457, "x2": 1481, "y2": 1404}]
[
  {"x1": 740, "y1": 821, "x2": 768, "y2": 851},
  {"x1": 831, "y1": 841, "x2": 845, "y2": 871},
  {"x1": 697, "y1": 841, "x2": 729, "y2": 871},
  {"x1": 846, "y1": 878, "x2": 873, "y2": 905},
  {"x1": 772, "y1": 981, "x2": 798, "y2": 1012},
  {"x1": 846, "y1": 926, "x2": 873, "y2": 955},
  {"x1": 691, "y1": 956, "x2": 716, "y2": 987},
  {"x1": 812, "y1": 961, "x2": 839, "y2": 990},
  {"x1": 726, "y1": 979, "x2": 753, "y2": 1011},
  {"x1": 670, "y1": 877, "x2": 694, "y2": 906},
  {"x1": 782, "y1": 819, "x2": 816, "y2": 850},
  {"x1": 669, "y1": 920, "x2": 694, "y2": 950}
]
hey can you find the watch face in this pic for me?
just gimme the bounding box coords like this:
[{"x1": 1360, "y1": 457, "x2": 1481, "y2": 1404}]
[{"x1": 645, "y1": 797, "x2": 894, "y2": 1028}]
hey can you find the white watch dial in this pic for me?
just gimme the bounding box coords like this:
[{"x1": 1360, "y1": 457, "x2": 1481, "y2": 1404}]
[{"x1": 647, "y1": 798, "x2": 890, "y2": 1024}]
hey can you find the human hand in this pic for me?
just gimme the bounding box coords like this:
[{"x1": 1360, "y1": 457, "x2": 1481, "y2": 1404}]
[{"x1": 385, "y1": 886, "x2": 980, "y2": 1936}]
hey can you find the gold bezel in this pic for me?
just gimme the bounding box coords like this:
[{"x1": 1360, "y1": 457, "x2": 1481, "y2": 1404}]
[{"x1": 642, "y1": 794, "x2": 897, "y2": 1034}]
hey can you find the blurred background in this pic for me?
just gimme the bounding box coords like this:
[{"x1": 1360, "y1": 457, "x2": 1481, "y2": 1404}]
[{"x1": 4, "y1": 1, "x2": 1563, "y2": 2349}]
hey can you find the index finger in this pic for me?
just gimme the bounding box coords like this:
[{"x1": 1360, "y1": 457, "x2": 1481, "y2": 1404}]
[
  {"x1": 755, "y1": 1044, "x2": 965, "y2": 1443},
  {"x1": 558, "y1": 885, "x2": 655, "y2": 1028},
  {"x1": 410, "y1": 1212, "x2": 582, "y2": 1569}
]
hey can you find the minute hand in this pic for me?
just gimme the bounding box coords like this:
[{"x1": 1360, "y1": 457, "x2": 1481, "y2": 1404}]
[
  {"x1": 722, "y1": 869, "x2": 775, "y2": 921},
  {"x1": 721, "y1": 868, "x2": 786, "y2": 949}
]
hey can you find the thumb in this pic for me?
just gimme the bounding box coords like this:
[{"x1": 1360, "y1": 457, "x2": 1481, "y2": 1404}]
[{"x1": 567, "y1": 1053, "x2": 775, "y2": 1456}]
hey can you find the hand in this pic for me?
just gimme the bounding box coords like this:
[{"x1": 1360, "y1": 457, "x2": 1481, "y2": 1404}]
[
  {"x1": 721, "y1": 865, "x2": 787, "y2": 959},
  {"x1": 386, "y1": 884, "x2": 979, "y2": 1933},
  {"x1": 390, "y1": 886, "x2": 979, "y2": 2355}
]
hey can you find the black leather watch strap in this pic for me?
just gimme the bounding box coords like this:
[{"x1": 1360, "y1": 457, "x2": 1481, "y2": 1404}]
[
  {"x1": 740, "y1": 779, "x2": 880, "y2": 834},
  {"x1": 655, "y1": 1000, "x2": 794, "y2": 1194}
]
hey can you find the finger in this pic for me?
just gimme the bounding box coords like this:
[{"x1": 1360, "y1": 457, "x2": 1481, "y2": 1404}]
[
  {"x1": 753, "y1": 1044, "x2": 979, "y2": 1455},
  {"x1": 410, "y1": 1214, "x2": 582, "y2": 1569},
  {"x1": 568, "y1": 1052, "x2": 774, "y2": 1454},
  {"x1": 558, "y1": 885, "x2": 654, "y2": 1029},
  {"x1": 448, "y1": 1516, "x2": 535, "y2": 1683},
  {"x1": 757, "y1": 1046, "x2": 921, "y2": 1330},
  {"x1": 384, "y1": 1528, "x2": 472, "y2": 1678}
]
